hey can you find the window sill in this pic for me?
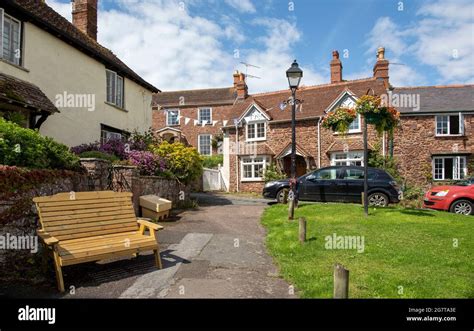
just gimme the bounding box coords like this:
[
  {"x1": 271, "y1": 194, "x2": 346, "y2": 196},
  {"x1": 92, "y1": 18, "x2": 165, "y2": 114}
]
[
  {"x1": 333, "y1": 131, "x2": 362, "y2": 136},
  {"x1": 241, "y1": 178, "x2": 264, "y2": 182},
  {"x1": 435, "y1": 134, "x2": 466, "y2": 138},
  {"x1": 0, "y1": 58, "x2": 29, "y2": 72},
  {"x1": 105, "y1": 101, "x2": 128, "y2": 112},
  {"x1": 246, "y1": 138, "x2": 266, "y2": 142}
]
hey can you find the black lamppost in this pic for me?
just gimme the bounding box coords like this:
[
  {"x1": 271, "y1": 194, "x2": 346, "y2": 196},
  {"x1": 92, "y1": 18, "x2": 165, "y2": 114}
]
[{"x1": 286, "y1": 60, "x2": 303, "y2": 220}]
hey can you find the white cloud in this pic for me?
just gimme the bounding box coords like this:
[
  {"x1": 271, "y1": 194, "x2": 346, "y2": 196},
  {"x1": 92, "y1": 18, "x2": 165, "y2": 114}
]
[
  {"x1": 48, "y1": 0, "x2": 324, "y2": 94},
  {"x1": 365, "y1": 0, "x2": 474, "y2": 86},
  {"x1": 224, "y1": 0, "x2": 256, "y2": 14},
  {"x1": 413, "y1": 0, "x2": 474, "y2": 83},
  {"x1": 243, "y1": 18, "x2": 325, "y2": 93}
]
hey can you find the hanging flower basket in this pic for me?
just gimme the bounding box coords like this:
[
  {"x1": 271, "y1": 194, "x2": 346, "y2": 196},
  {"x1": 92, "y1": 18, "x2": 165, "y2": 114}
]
[
  {"x1": 355, "y1": 95, "x2": 400, "y2": 134},
  {"x1": 321, "y1": 107, "x2": 357, "y2": 133}
]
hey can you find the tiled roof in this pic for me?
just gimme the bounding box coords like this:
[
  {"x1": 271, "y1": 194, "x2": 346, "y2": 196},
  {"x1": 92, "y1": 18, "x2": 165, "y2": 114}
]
[
  {"x1": 392, "y1": 85, "x2": 474, "y2": 114},
  {"x1": 0, "y1": 73, "x2": 58, "y2": 113},
  {"x1": 6, "y1": 0, "x2": 159, "y2": 92},
  {"x1": 274, "y1": 142, "x2": 311, "y2": 159},
  {"x1": 153, "y1": 87, "x2": 237, "y2": 108},
  {"x1": 233, "y1": 78, "x2": 388, "y2": 123}
]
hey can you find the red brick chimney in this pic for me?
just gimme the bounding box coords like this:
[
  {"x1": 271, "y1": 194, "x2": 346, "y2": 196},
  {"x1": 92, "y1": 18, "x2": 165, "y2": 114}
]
[
  {"x1": 373, "y1": 47, "x2": 389, "y2": 88},
  {"x1": 72, "y1": 0, "x2": 98, "y2": 40},
  {"x1": 330, "y1": 50, "x2": 343, "y2": 83},
  {"x1": 233, "y1": 71, "x2": 248, "y2": 99}
]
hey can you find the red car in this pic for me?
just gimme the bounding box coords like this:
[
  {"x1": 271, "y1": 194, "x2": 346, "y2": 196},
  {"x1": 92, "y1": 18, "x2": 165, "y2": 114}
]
[{"x1": 423, "y1": 178, "x2": 474, "y2": 215}]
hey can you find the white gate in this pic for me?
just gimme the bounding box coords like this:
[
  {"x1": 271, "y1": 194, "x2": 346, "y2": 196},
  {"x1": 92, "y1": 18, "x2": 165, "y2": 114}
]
[{"x1": 202, "y1": 167, "x2": 226, "y2": 191}]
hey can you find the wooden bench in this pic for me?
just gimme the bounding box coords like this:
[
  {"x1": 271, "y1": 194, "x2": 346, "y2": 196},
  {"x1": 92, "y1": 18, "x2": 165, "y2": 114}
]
[{"x1": 33, "y1": 191, "x2": 163, "y2": 292}]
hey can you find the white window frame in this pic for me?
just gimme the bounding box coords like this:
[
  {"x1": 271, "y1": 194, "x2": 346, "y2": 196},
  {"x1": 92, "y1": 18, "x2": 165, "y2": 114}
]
[
  {"x1": 166, "y1": 109, "x2": 180, "y2": 126},
  {"x1": 432, "y1": 156, "x2": 467, "y2": 181},
  {"x1": 435, "y1": 113, "x2": 464, "y2": 136},
  {"x1": 198, "y1": 134, "x2": 212, "y2": 156},
  {"x1": 106, "y1": 69, "x2": 125, "y2": 108},
  {"x1": 347, "y1": 114, "x2": 361, "y2": 133},
  {"x1": 246, "y1": 121, "x2": 266, "y2": 142},
  {"x1": 241, "y1": 156, "x2": 268, "y2": 181},
  {"x1": 1, "y1": 10, "x2": 22, "y2": 66},
  {"x1": 198, "y1": 107, "x2": 212, "y2": 125},
  {"x1": 330, "y1": 151, "x2": 364, "y2": 166}
]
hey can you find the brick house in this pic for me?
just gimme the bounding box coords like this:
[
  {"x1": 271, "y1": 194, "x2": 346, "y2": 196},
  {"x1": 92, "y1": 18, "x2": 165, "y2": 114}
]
[
  {"x1": 0, "y1": 0, "x2": 159, "y2": 146},
  {"x1": 152, "y1": 48, "x2": 474, "y2": 193},
  {"x1": 392, "y1": 85, "x2": 474, "y2": 186}
]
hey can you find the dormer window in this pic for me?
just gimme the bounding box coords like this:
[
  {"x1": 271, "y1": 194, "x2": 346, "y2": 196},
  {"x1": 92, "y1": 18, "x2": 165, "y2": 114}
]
[
  {"x1": 0, "y1": 9, "x2": 22, "y2": 66},
  {"x1": 246, "y1": 121, "x2": 266, "y2": 141}
]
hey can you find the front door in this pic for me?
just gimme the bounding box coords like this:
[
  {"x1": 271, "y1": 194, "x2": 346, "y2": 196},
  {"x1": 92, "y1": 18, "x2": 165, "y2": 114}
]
[{"x1": 282, "y1": 155, "x2": 307, "y2": 177}]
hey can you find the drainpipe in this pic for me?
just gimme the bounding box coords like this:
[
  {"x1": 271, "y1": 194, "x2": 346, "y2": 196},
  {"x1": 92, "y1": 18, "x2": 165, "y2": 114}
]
[
  {"x1": 235, "y1": 125, "x2": 239, "y2": 192},
  {"x1": 317, "y1": 117, "x2": 323, "y2": 168}
]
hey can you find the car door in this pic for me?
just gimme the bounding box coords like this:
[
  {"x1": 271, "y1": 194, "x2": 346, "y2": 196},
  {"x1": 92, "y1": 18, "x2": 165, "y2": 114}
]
[
  {"x1": 301, "y1": 167, "x2": 343, "y2": 202},
  {"x1": 341, "y1": 167, "x2": 365, "y2": 202}
]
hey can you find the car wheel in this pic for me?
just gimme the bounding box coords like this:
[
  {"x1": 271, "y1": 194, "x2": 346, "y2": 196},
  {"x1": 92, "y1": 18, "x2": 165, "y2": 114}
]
[
  {"x1": 450, "y1": 199, "x2": 473, "y2": 215},
  {"x1": 368, "y1": 192, "x2": 389, "y2": 207},
  {"x1": 276, "y1": 188, "x2": 289, "y2": 204}
]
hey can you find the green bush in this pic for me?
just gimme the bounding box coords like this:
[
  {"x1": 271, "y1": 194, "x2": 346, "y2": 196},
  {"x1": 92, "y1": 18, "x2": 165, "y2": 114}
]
[
  {"x1": 263, "y1": 163, "x2": 287, "y2": 182},
  {"x1": 202, "y1": 155, "x2": 223, "y2": 169},
  {"x1": 79, "y1": 150, "x2": 119, "y2": 162},
  {"x1": 367, "y1": 141, "x2": 402, "y2": 183},
  {"x1": 151, "y1": 141, "x2": 203, "y2": 184},
  {"x1": 0, "y1": 118, "x2": 79, "y2": 170}
]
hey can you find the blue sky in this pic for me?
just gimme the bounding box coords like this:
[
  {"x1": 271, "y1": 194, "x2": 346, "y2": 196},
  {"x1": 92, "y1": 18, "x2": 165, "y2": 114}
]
[{"x1": 50, "y1": 0, "x2": 473, "y2": 93}]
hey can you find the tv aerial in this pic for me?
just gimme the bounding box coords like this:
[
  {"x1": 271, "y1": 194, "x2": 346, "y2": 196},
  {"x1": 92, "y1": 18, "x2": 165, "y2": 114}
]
[{"x1": 240, "y1": 62, "x2": 261, "y2": 79}]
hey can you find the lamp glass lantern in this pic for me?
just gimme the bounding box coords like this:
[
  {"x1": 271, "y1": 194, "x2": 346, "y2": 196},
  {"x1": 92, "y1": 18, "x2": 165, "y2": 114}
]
[{"x1": 286, "y1": 60, "x2": 303, "y2": 90}]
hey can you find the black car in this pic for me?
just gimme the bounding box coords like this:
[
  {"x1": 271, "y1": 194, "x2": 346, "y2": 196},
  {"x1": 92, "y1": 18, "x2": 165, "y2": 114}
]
[{"x1": 263, "y1": 166, "x2": 401, "y2": 206}]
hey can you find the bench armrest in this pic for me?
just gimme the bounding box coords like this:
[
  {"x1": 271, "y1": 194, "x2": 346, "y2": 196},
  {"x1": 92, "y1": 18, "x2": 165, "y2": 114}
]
[
  {"x1": 137, "y1": 218, "x2": 164, "y2": 231},
  {"x1": 37, "y1": 230, "x2": 59, "y2": 246}
]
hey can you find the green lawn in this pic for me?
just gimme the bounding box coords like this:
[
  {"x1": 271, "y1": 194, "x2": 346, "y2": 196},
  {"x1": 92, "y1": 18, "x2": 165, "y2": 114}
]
[{"x1": 261, "y1": 203, "x2": 474, "y2": 298}]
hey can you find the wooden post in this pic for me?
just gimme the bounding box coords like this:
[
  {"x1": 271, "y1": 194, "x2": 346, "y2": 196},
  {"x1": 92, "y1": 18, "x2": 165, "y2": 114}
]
[
  {"x1": 288, "y1": 198, "x2": 294, "y2": 220},
  {"x1": 298, "y1": 217, "x2": 306, "y2": 243},
  {"x1": 361, "y1": 192, "x2": 364, "y2": 205},
  {"x1": 283, "y1": 190, "x2": 288, "y2": 204},
  {"x1": 333, "y1": 263, "x2": 349, "y2": 298}
]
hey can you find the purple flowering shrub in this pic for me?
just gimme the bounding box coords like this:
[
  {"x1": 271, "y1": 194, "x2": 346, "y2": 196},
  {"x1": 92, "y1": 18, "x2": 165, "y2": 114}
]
[
  {"x1": 70, "y1": 142, "x2": 101, "y2": 155},
  {"x1": 99, "y1": 138, "x2": 129, "y2": 160},
  {"x1": 127, "y1": 150, "x2": 167, "y2": 176}
]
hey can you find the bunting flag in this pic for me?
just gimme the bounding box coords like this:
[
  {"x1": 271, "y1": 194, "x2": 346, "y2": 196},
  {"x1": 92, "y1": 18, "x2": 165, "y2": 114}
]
[
  {"x1": 193, "y1": 119, "x2": 199, "y2": 126},
  {"x1": 184, "y1": 117, "x2": 191, "y2": 125},
  {"x1": 177, "y1": 115, "x2": 183, "y2": 120},
  {"x1": 201, "y1": 120, "x2": 208, "y2": 127},
  {"x1": 212, "y1": 120, "x2": 218, "y2": 126},
  {"x1": 222, "y1": 120, "x2": 228, "y2": 127}
]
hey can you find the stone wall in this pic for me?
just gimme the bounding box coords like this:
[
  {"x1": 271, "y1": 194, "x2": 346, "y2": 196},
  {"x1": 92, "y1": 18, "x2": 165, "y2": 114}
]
[{"x1": 394, "y1": 114, "x2": 474, "y2": 187}]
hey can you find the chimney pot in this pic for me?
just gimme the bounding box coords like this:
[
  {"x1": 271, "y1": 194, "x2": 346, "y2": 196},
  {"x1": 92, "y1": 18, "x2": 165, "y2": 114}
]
[{"x1": 373, "y1": 47, "x2": 389, "y2": 88}]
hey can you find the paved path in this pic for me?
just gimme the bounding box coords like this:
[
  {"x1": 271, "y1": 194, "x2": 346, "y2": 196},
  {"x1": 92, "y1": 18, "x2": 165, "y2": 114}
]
[
  {"x1": 6, "y1": 193, "x2": 295, "y2": 298},
  {"x1": 120, "y1": 193, "x2": 295, "y2": 298}
]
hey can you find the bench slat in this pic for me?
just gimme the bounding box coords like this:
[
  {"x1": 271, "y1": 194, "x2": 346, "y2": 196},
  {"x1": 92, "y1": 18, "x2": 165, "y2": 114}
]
[
  {"x1": 60, "y1": 242, "x2": 158, "y2": 266},
  {"x1": 54, "y1": 225, "x2": 139, "y2": 241},
  {"x1": 57, "y1": 231, "x2": 139, "y2": 245},
  {"x1": 37, "y1": 196, "x2": 132, "y2": 208},
  {"x1": 59, "y1": 237, "x2": 157, "y2": 258},
  {"x1": 45, "y1": 216, "x2": 136, "y2": 231},
  {"x1": 43, "y1": 212, "x2": 136, "y2": 226},
  {"x1": 38, "y1": 201, "x2": 133, "y2": 213},
  {"x1": 39, "y1": 206, "x2": 133, "y2": 218}
]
